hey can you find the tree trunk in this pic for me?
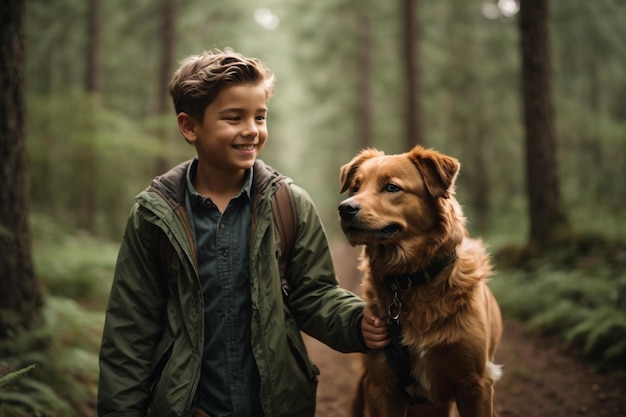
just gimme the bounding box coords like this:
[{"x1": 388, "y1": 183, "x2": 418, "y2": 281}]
[
  {"x1": 0, "y1": 0, "x2": 43, "y2": 340},
  {"x1": 470, "y1": 91, "x2": 490, "y2": 232},
  {"x1": 401, "y1": 0, "x2": 423, "y2": 149},
  {"x1": 356, "y1": 10, "x2": 372, "y2": 150},
  {"x1": 155, "y1": 0, "x2": 176, "y2": 175},
  {"x1": 519, "y1": 0, "x2": 570, "y2": 248},
  {"x1": 79, "y1": 0, "x2": 101, "y2": 232},
  {"x1": 85, "y1": 0, "x2": 101, "y2": 93}
]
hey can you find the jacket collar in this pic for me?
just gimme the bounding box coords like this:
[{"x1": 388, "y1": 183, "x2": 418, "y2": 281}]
[
  {"x1": 149, "y1": 159, "x2": 273, "y2": 207},
  {"x1": 184, "y1": 158, "x2": 253, "y2": 208}
]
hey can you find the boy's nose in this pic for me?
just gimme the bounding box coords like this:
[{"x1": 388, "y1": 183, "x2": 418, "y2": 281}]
[{"x1": 241, "y1": 121, "x2": 259, "y2": 138}]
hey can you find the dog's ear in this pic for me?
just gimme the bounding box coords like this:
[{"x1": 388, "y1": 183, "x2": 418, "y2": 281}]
[
  {"x1": 409, "y1": 147, "x2": 460, "y2": 199},
  {"x1": 340, "y1": 148, "x2": 384, "y2": 193}
]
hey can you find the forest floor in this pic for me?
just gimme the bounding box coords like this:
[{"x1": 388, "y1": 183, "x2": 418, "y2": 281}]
[{"x1": 308, "y1": 242, "x2": 626, "y2": 417}]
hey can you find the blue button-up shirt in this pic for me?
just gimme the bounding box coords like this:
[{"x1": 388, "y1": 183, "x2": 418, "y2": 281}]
[{"x1": 185, "y1": 159, "x2": 264, "y2": 417}]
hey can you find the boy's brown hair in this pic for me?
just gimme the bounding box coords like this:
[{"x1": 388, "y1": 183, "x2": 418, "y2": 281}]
[{"x1": 169, "y1": 49, "x2": 275, "y2": 122}]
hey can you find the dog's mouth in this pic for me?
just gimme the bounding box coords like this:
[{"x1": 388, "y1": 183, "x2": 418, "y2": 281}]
[
  {"x1": 342, "y1": 222, "x2": 401, "y2": 242},
  {"x1": 379, "y1": 223, "x2": 401, "y2": 238}
]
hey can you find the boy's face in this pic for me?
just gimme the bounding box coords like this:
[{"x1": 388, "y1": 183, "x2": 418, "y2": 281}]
[{"x1": 181, "y1": 83, "x2": 268, "y2": 174}]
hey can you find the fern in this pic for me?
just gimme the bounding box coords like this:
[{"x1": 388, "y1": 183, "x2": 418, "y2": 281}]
[
  {"x1": 565, "y1": 307, "x2": 626, "y2": 363},
  {"x1": 0, "y1": 365, "x2": 36, "y2": 390},
  {"x1": 0, "y1": 377, "x2": 75, "y2": 417},
  {"x1": 18, "y1": 378, "x2": 74, "y2": 414},
  {"x1": 527, "y1": 299, "x2": 585, "y2": 332},
  {"x1": 491, "y1": 238, "x2": 626, "y2": 368},
  {"x1": 32, "y1": 231, "x2": 117, "y2": 302},
  {"x1": 0, "y1": 391, "x2": 46, "y2": 416},
  {"x1": 0, "y1": 295, "x2": 102, "y2": 416}
]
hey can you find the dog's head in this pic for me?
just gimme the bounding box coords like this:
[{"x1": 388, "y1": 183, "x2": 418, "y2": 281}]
[{"x1": 338, "y1": 146, "x2": 466, "y2": 267}]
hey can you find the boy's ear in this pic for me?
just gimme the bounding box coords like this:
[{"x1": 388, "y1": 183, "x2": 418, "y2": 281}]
[{"x1": 177, "y1": 112, "x2": 197, "y2": 143}]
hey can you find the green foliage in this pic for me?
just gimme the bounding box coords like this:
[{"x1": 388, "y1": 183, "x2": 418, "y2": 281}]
[
  {"x1": 565, "y1": 307, "x2": 626, "y2": 363},
  {"x1": 491, "y1": 238, "x2": 626, "y2": 368},
  {"x1": 27, "y1": 93, "x2": 194, "y2": 238},
  {"x1": 0, "y1": 220, "x2": 112, "y2": 415},
  {"x1": 0, "y1": 215, "x2": 113, "y2": 417},
  {"x1": 31, "y1": 215, "x2": 117, "y2": 306},
  {"x1": 0, "y1": 366, "x2": 36, "y2": 390},
  {"x1": 1, "y1": 219, "x2": 110, "y2": 415},
  {"x1": 0, "y1": 379, "x2": 74, "y2": 417},
  {"x1": 0, "y1": 298, "x2": 103, "y2": 417}
]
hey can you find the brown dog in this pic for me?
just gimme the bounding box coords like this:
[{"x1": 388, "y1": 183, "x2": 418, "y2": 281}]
[{"x1": 339, "y1": 146, "x2": 502, "y2": 417}]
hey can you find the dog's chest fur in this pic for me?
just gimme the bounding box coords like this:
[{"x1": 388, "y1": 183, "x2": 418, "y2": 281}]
[{"x1": 360, "y1": 238, "x2": 494, "y2": 399}]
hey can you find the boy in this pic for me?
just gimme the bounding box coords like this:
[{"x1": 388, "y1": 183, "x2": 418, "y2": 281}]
[{"x1": 97, "y1": 50, "x2": 389, "y2": 417}]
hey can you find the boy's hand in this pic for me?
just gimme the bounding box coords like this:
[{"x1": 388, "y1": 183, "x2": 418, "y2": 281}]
[{"x1": 361, "y1": 304, "x2": 390, "y2": 350}]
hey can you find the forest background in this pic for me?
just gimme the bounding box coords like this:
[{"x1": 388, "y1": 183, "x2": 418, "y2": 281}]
[{"x1": 1, "y1": 0, "x2": 625, "y2": 415}]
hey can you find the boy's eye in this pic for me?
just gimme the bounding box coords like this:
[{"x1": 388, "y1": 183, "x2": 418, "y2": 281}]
[{"x1": 256, "y1": 115, "x2": 266, "y2": 122}]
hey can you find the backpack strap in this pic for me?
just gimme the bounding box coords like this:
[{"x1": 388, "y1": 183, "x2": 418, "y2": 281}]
[{"x1": 270, "y1": 176, "x2": 297, "y2": 297}]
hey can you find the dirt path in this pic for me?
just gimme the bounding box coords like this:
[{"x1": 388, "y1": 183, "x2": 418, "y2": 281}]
[{"x1": 306, "y1": 242, "x2": 626, "y2": 417}]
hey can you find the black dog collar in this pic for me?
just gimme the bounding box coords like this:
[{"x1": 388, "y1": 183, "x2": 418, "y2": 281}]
[{"x1": 383, "y1": 250, "x2": 457, "y2": 292}]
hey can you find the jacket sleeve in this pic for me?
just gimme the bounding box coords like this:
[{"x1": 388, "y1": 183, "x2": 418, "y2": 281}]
[
  {"x1": 284, "y1": 184, "x2": 368, "y2": 353},
  {"x1": 98, "y1": 204, "x2": 168, "y2": 416}
]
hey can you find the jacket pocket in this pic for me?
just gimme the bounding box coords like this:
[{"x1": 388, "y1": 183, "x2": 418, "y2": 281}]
[{"x1": 149, "y1": 333, "x2": 174, "y2": 397}]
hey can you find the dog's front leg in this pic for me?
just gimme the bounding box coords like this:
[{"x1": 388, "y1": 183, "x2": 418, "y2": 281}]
[
  {"x1": 361, "y1": 371, "x2": 408, "y2": 417},
  {"x1": 365, "y1": 386, "x2": 407, "y2": 417},
  {"x1": 454, "y1": 382, "x2": 495, "y2": 417}
]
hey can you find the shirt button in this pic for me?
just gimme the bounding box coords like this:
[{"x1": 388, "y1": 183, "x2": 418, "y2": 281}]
[{"x1": 220, "y1": 223, "x2": 225, "y2": 229}]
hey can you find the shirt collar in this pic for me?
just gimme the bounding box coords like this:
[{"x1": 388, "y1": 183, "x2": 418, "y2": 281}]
[{"x1": 185, "y1": 158, "x2": 253, "y2": 207}]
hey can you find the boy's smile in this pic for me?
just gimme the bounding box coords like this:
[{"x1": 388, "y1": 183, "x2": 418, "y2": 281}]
[
  {"x1": 196, "y1": 83, "x2": 268, "y2": 168},
  {"x1": 177, "y1": 83, "x2": 269, "y2": 194}
]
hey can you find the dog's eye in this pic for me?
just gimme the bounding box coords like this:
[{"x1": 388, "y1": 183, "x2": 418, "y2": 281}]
[
  {"x1": 384, "y1": 183, "x2": 401, "y2": 193},
  {"x1": 351, "y1": 185, "x2": 359, "y2": 193}
]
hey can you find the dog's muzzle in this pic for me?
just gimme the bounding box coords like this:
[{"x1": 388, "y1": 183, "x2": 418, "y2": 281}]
[
  {"x1": 338, "y1": 199, "x2": 360, "y2": 221},
  {"x1": 339, "y1": 198, "x2": 401, "y2": 241}
]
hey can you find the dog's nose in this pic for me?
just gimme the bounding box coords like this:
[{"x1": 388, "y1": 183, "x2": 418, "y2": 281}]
[{"x1": 338, "y1": 200, "x2": 360, "y2": 220}]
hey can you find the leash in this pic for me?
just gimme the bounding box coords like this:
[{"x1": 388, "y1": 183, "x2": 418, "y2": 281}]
[
  {"x1": 384, "y1": 320, "x2": 429, "y2": 405},
  {"x1": 382, "y1": 251, "x2": 457, "y2": 405}
]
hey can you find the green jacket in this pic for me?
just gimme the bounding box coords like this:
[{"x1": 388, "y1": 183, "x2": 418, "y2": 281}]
[{"x1": 98, "y1": 159, "x2": 368, "y2": 417}]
